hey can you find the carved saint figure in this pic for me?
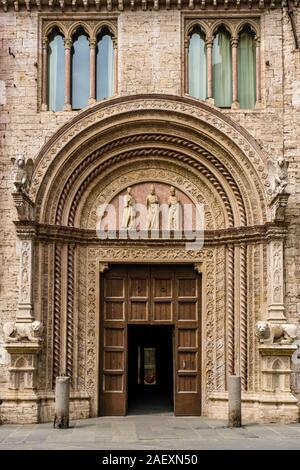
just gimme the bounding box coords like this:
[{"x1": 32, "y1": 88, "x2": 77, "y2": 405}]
[
  {"x1": 146, "y1": 184, "x2": 159, "y2": 230},
  {"x1": 274, "y1": 157, "x2": 289, "y2": 194},
  {"x1": 122, "y1": 187, "x2": 136, "y2": 229},
  {"x1": 168, "y1": 186, "x2": 180, "y2": 231},
  {"x1": 11, "y1": 155, "x2": 34, "y2": 194}
]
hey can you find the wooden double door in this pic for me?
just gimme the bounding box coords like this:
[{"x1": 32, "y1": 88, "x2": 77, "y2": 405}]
[{"x1": 99, "y1": 264, "x2": 201, "y2": 416}]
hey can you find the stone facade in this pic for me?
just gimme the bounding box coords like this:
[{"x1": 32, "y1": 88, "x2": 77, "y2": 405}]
[{"x1": 0, "y1": 5, "x2": 300, "y2": 423}]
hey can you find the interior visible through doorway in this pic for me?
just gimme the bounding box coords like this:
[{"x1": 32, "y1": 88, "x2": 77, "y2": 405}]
[{"x1": 128, "y1": 325, "x2": 174, "y2": 414}]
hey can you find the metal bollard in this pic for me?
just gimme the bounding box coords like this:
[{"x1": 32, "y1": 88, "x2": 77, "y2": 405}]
[
  {"x1": 228, "y1": 375, "x2": 241, "y2": 428},
  {"x1": 54, "y1": 376, "x2": 70, "y2": 429}
]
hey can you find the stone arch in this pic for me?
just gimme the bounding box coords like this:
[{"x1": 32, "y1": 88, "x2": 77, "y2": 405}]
[{"x1": 31, "y1": 95, "x2": 270, "y2": 230}]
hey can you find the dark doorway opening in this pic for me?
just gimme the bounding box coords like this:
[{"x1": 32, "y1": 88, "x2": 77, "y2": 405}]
[{"x1": 128, "y1": 325, "x2": 174, "y2": 414}]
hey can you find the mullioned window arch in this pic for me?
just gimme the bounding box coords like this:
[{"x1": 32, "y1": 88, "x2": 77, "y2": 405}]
[
  {"x1": 185, "y1": 17, "x2": 261, "y2": 110},
  {"x1": 42, "y1": 19, "x2": 117, "y2": 112}
]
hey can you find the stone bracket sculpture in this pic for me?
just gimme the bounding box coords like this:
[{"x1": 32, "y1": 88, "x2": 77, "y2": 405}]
[
  {"x1": 3, "y1": 320, "x2": 43, "y2": 343},
  {"x1": 269, "y1": 192, "x2": 290, "y2": 223},
  {"x1": 256, "y1": 321, "x2": 297, "y2": 345},
  {"x1": 11, "y1": 155, "x2": 34, "y2": 195},
  {"x1": 12, "y1": 191, "x2": 35, "y2": 221},
  {"x1": 273, "y1": 157, "x2": 289, "y2": 195}
]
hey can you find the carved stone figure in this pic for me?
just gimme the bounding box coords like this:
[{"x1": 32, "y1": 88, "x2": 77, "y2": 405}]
[
  {"x1": 168, "y1": 186, "x2": 180, "y2": 231},
  {"x1": 11, "y1": 155, "x2": 34, "y2": 194},
  {"x1": 146, "y1": 184, "x2": 159, "y2": 230},
  {"x1": 3, "y1": 321, "x2": 43, "y2": 343},
  {"x1": 274, "y1": 158, "x2": 289, "y2": 194},
  {"x1": 256, "y1": 321, "x2": 297, "y2": 345},
  {"x1": 121, "y1": 187, "x2": 136, "y2": 229}
]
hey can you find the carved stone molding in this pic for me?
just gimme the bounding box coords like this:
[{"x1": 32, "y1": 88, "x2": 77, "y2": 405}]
[
  {"x1": 268, "y1": 240, "x2": 285, "y2": 323},
  {"x1": 16, "y1": 239, "x2": 34, "y2": 322},
  {"x1": 31, "y1": 96, "x2": 270, "y2": 227},
  {"x1": 5, "y1": 342, "x2": 41, "y2": 391},
  {"x1": 259, "y1": 344, "x2": 298, "y2": 395},
  {"x1": 269, "y1": 192, "x2": 290, "y2": 223},
  {"x1": 82, "y1": 164, "x2": 226, "y2": 231}
]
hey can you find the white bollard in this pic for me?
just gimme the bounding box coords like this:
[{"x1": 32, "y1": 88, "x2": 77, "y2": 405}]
[
  {"x1": 54, "y1": 376, "x2": 70, "y2": 429},
  {"x1": 228, "y1": 375, "x2": 241, "y2": 428}
]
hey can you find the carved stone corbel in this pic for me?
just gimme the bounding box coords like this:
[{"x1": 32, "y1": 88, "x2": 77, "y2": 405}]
[
  {"x1": 269, "y1": 192, "x2": 290, "y2": 223},
  {"x1": 12, "y1": 191, "x2": 35, "y2": 221},
  {"x1": 99, "y1": 262, "x2": 109, "y2": 273}
]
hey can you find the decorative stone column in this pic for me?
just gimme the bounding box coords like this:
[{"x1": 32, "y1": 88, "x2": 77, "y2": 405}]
[
  {"x1": 267, "y1": 240, "x2": 286, "y2": 322},
  {"x1": 267, "y1": 192, "x2": 290, "y2": 323},
  {"x1": 64, "y1": 38, "x2": 72, "y2": 111},
  {"x1": 206, "y1": 38, "x2": 214, "y2": 104},
  {"x1": 231, "y1": 37, "x2": 240, "y2": 110},
  {"x1": 41, "y1": 37, "x2": 48, "y2": 111},
  {"x1": 89, "y1": 39, "x2": 96, "y2": 104},
  {"x1": 113, "y1": 38, "x2": 118, "y2": 95},
  {"x1": 2, "y1": 186, "x2": 43, "y2": 423},
  {"x1": 16, "y1": 237, "x2": 34, "y2": 323}
]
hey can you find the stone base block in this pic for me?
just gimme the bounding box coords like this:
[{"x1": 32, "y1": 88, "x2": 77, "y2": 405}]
[
  {"x1": 207, "y1": 391, "x2": 299, "y2": 424},
  {"x1": 0, "y1": 391, "x2": 90, "y2": 424}
]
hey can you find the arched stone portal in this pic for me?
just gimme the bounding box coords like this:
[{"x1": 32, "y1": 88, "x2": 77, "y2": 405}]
[{"x1": 3, "y1": 95, "x2": 298, "y2": 423}]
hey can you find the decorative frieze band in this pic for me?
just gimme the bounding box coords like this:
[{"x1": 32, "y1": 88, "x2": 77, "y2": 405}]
[{"x1": 0, "y1": 0, "x2": 292, "y2": 12}]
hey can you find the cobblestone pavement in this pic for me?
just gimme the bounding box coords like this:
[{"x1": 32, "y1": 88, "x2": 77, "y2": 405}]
[{"x1": 1, "y1": 414, "x2": 300, "y2": 450}]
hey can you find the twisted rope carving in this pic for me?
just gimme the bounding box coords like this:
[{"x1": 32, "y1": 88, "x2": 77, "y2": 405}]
[
  {"x1": 54, "y1": 133, "x2": 246, "y2": 226},
  {"x1": 66, "y1": 244, "x2": 75, "y2": 382},
  {"x1": 227, "y1": 245, "x2": 235, "y2": 377},
  {"x1": 240, "y1": 244, "x2": 248, "y2": 390},
  {"x1": 53, "y1": 244, "x2": 61, "y2": 386},
  {"x1": 67, "y1": 149, "x2": 234, "y2": 227}
]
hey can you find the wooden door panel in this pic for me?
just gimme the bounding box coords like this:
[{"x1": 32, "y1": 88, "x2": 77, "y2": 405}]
[
  {"x1": 101, "y1": 264, "x2": 201, "y2": 416},
  {"x1": 174, "y1": 267, "x2": 201, "y2": 416},
  {"x1": 152, "y1": 267, "x2": 173, "y2": 323},
  {"x1": 128, "y1": 267, "x2": 149, "y2": 322},
  {"x1": 101, "y1": 268, "x2": 127, "y2": 416}
]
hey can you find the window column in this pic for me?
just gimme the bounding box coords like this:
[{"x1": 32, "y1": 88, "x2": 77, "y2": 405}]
[
  {"x1": 113, "y1": 37, "x2": 118, "y2": 95},
  {"x1": 231, "y1": 36, "x2": 239, "y2": 109},
  {"x1": 206, "y1": 38, "x2": 213, "y2": 102},
  {"x1": 255, "y1": 35, "x2": 261, "y2": 106},
  {"x1": 41, "y1": 37, "x2": 48, "y2": 111},
  {"x1": 64, "y1": 38, "x2": 72, "y2": 111},
  {"x1": 89, "y1": 39, "x2": 96, "y2": 104}
]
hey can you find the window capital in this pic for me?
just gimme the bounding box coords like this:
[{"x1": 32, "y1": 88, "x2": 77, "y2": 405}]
[
  {"x1": 230, "y1": 37, "x2": 239, "y2": 47},
  {"x1": 64, "y1": 38, "x2": 72, "y2": 49}
]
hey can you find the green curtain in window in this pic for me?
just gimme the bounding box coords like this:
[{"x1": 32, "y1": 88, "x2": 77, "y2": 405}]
[
  {"x1": 238, "y1": 31, "x2": 256, "y2": 109},
  {"x1": 189, "y1": 31, "x2": 207, "y2": 100},
  {"x1": 72, "y1": 34, "x2": 90, "y2": 110},
  {"x1": 96, "y1": 34, "x2": 114, "y2": 100},
  {"x1": 213, "y1": 30, "x2": 232, "y2": 107},
  {"x1": 48, "y1": 34, "x2": 65, "y2": 112}
]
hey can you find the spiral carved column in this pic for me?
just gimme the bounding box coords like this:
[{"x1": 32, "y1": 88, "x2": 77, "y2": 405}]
[
  {"x1": 240, "y1": 244, "x2": 248, "y2": 390},
  {"x1": 53, "y1": 244, "x2": 62, "y2": 386},
  {"x1": 227, "y1": 245, "x2": 235, "y2": 377},
  {"x1": 66, "y1": 244, "x2": 75, "y2": 381}
]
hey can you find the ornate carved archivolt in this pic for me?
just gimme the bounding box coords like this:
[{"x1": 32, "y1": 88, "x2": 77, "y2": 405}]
[
  {"x1": 8, "y1": 95, "x2": 283, "y2": 417},
  {"x1": 31, "y1": 96, "x2": 270, "y2": 230}
]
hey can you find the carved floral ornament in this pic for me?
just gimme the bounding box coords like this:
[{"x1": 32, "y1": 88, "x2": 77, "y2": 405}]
[{"x1": 30, "y1": 96, "x2": 271, "y2": 228}]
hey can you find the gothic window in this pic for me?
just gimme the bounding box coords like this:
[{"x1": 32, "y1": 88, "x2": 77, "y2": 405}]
[
  {"x1": 238, "y1": 26, "x2": 256, "y2": 110},
  {"x1": 212, "y1": 27, "x2": 232, "y2": 108},
  {"x1": 41, "y1": 20, "x2": 117, "y2": 112},
  {"x1": 188, "y1": 27, "x2": 207, "y2": 101},
  {"x1": 185, "y1": 18, "x2": 260, "y2": 110},
  {"x1": 71, "y1": 29, "x2": 90, "y2": 110},
  {"x1": 47, "y1": 29, "x2": 65, "y2": 112},
  {"x1": 96, "y1": 30, "x2": 115, "y2": 101}
]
